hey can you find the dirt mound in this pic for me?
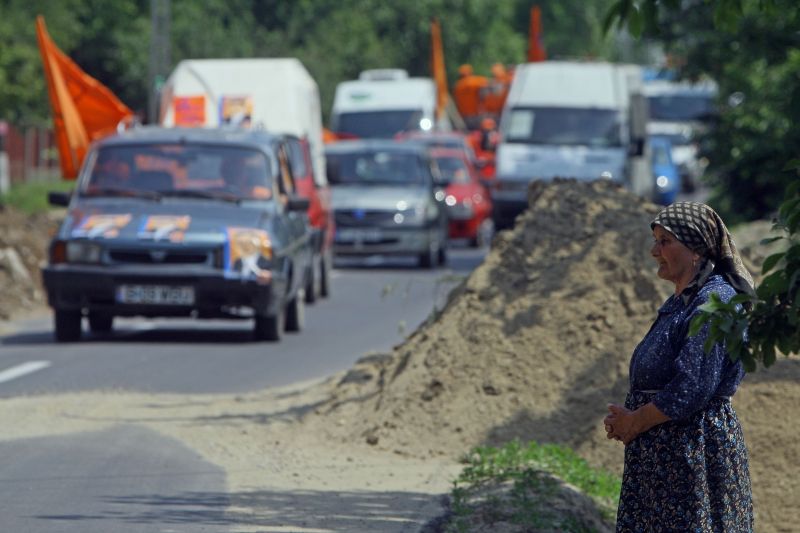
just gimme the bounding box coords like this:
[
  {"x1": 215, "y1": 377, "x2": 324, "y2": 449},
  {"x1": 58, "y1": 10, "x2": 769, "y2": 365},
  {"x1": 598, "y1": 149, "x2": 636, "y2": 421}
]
[
  {"x1": 308, "y1": 179, "x2": 798, "y2": 532},
  {"x1": 0, "y1": 206, "x2": 59, "y2": 320}
]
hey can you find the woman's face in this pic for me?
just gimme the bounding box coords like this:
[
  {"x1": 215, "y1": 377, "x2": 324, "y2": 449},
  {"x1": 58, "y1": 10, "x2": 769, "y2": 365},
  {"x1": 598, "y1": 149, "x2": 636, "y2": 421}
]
[{"x1": 651, "y1": 225, "x2": 700, "y2": 290}]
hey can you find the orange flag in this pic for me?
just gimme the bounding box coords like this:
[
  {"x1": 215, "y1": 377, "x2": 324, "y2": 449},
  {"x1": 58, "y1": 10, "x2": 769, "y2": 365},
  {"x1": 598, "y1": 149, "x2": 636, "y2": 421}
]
[
  {"x1": 430, "y1": 18, "x2": 449, "y2": 121},
  {"x1": 36, "y1": 15, "x2": 134, "y2": 179},
  {"x1": 527, "y1": 6, "x2": 547, "y2": 63}
]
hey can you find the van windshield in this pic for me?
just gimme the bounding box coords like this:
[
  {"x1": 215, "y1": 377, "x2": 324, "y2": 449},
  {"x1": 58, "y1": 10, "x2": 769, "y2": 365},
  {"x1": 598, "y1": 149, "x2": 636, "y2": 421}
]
[
  {"x1": 326, "y1": 150, "x2": 426, "y2": 186},
  {"x1": 334, "y1": 110, "x2": 423, "y2": 139},
  {"x1": 648, "y1": 94, "x2": 716, "y2": 122},
  {"x1": 503, "y1": 107, "x2": 622, "y2": 147}
]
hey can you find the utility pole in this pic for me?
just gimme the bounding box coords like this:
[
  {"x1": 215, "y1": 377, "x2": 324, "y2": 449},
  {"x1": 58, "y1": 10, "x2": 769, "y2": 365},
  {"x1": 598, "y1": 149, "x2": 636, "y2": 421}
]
[{"x1": 147, "y1": 0, "x2": 171, "y2": 124}]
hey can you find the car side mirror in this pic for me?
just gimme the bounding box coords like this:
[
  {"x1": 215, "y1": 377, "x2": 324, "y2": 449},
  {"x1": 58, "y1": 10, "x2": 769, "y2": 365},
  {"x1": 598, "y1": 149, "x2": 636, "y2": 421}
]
[
  {"x1": 286, "y1": 195, "x2": 310, "y2": 212},
  {"x1": 48, "y1": 190, "x2": 71, "y2": 207}
]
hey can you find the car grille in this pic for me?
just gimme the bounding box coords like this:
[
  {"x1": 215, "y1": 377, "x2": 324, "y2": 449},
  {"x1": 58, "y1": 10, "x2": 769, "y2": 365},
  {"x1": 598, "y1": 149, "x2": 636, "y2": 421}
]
[
  {"x1": 109, "y1": 248, "x2": 216, "y2": 265},
  {"x1": 335, "y1": 209, "x2": 396, "y2": 227}
]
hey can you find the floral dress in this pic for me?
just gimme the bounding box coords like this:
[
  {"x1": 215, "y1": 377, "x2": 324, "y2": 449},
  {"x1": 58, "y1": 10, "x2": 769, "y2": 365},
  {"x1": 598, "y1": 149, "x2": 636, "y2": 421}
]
[{"x1": 616, "y1": 274, "x2": 753, "y2": 532}]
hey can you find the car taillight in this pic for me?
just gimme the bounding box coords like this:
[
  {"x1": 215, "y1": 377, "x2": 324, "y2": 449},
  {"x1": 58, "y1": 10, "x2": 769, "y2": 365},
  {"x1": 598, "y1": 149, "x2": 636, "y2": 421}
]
[{"x1": 50, "y1": 241, "x2": 66, "y2": 264}]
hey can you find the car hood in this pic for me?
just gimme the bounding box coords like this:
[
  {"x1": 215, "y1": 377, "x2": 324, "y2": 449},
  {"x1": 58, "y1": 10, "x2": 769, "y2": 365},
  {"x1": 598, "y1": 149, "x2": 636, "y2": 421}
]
[
  {"x1": 331, "y1": 185, "x2": 431, "y2": 210},
  {"x1": 496, "y1": 143, "x2": 626, "y2": 182},
  {"x1": 60, "y1": 197, "x2": 274, "y2": 243}
]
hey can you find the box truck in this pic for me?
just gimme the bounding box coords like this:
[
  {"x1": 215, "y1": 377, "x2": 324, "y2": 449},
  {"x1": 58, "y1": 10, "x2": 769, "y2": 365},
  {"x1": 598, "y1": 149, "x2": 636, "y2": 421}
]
[
  {"x1": 492, "y1": 61, "x2": 650, "y2": 229},
  {"x1": 330, "y1": 69, "x2": 451, "y2": 139}
]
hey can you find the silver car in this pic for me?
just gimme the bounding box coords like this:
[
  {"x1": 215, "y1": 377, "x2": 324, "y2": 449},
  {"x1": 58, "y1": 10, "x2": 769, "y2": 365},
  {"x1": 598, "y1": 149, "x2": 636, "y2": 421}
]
[{"x1": 325, "y1": 140, "x2": 448, "y2": 268}]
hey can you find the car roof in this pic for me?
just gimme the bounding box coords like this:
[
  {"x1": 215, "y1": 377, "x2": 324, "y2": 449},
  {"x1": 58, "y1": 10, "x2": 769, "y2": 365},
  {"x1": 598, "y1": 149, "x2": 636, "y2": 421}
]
[
  {"x1": 429, "y1": 147, "x2": 469, "y2": 159},
  {"x1": 324, "y1": 139, "x2": 429, "y2": 155},
  {"x1": 95, "y1": 126, "x2": 282, "y2": 151}
]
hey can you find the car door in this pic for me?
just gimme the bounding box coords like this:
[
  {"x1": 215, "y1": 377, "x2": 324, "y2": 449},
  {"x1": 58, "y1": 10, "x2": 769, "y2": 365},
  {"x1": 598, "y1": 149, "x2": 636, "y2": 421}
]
[{"x1": 276, "y1": 142, "x2": 312, "y2": 297}]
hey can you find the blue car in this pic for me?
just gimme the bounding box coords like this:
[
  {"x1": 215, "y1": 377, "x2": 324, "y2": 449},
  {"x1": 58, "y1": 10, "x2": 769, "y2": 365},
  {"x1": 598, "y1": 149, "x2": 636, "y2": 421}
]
[
  {"x1": 650, "y1": 135, "x2": 681, "y2": 205},
  {"x1": 42, "y1": 127, "x2": 314, "y2": 342}
]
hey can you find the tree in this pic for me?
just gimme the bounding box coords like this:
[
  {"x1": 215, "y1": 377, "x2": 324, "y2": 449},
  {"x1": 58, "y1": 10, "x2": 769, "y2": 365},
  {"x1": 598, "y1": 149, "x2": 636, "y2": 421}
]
[{"x1": 605, "y1": 0, "x2": 800, "y2": 369}]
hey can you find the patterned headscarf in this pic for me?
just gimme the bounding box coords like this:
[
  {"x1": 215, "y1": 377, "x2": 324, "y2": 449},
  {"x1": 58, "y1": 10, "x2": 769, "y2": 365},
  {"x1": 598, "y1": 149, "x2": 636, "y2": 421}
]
[{"x1": 651, "y1": 201, "x2": 755, "y2": 298}]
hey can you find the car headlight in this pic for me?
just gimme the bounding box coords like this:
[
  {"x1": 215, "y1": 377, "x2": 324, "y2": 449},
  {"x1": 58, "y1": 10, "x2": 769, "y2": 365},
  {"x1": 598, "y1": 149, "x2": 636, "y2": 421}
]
[
  {"x1": 66, "y1": 241, "x2": 103, "y2": 263},
  {"x1": 395, "y1": 204, "x2": 437, "y2": 226},
  {"x1": 655, "y1": 175, "x2": 671, "y2": 190}
]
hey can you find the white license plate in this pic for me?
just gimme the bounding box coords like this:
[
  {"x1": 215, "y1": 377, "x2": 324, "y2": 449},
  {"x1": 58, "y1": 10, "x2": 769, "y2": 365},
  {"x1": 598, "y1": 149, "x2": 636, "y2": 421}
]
[
  {"x1": 336, "y1": 228, "x2": 383, "y2": 242},
  {"x1": 116, "y1": 285, "x2": 195, "y2": 305}
]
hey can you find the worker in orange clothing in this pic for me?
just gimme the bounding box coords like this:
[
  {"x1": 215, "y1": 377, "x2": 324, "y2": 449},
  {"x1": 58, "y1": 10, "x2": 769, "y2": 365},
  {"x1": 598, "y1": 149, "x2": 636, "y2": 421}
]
[
  {"x1": 482, "y1": 63, "x2": 513, "y2": 117},
  {"x1": 453, "y1": 64, "x2": 489, "y2": 130}
]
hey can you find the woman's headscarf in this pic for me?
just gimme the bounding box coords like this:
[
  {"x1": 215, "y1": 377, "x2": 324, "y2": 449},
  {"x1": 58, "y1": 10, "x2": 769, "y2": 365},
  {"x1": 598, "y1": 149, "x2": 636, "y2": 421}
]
[{"x1": 651, "y1": 201, "x2": 755, "y2": 298}]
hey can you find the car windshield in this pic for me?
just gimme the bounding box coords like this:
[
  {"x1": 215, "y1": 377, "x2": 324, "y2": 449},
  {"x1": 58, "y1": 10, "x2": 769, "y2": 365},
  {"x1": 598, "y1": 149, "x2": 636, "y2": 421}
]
[
  {"x1": 503, "y1": 107, "x2": 622, "y2": 147},
  {"x1": 326, "y1": 150, "x2": 426, "y2": 186},
  {"x1": 434, "y1": 156, "x2": 471, "y2": 184},
  {"x1": 334, "y1": 110, "x2": 423, "y2": 139},
  {"x1": 648, "y1": 94, "x2": 717, "y2": 122},
  {"x1": 81, "y1": 144, "x2": 273, "y2": 201}
]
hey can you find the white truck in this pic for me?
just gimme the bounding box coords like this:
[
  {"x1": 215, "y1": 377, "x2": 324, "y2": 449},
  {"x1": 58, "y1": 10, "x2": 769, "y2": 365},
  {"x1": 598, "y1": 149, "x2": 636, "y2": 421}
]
[
  {"x1": 159, "y1": 57, "x2": 326, "y2": 188},
  {"x1": 492, "y1": 61, "x2": 650, "y2": 229},
  {"x1": 330, "y1": 69, "x2": 451, "y2": 139}
]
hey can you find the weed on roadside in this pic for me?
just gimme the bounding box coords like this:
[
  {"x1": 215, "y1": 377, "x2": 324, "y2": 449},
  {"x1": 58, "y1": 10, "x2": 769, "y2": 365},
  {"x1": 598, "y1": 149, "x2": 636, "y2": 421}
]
[{"x1": 443, "y1": 440, "x2": 620, "y2": 532}]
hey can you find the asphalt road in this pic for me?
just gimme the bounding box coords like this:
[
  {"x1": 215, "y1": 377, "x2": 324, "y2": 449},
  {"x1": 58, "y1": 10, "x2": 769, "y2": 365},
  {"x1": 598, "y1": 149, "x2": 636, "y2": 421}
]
[{"x1": 0, "y1": 245, "x2": 486, "y2": 533}]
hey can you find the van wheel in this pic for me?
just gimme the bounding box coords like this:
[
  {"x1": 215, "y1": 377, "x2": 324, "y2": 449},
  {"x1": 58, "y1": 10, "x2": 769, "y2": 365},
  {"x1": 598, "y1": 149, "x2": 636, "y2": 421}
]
[
  {"x1": 254, "y1": 308, "x2": 284, "y2": 341},
  {"x1": 285, "y1": 288, "x2": 305, "y2": 332},
  {"x1": 54, "y1": 309, "x2": 82, "y2": 342},
  {"x1": 88, "y1": 312, "x2": 114, "y2": 333},
  {"x1": 437, "y1": 244, "x2": 447, "y2": 266}
]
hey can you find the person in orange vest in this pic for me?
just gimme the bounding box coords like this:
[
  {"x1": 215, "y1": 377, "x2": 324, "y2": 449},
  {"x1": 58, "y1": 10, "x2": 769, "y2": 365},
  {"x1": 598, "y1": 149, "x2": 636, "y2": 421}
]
[
  {"x1": 453, "y1": 64, "x2": 489, "y2": 130},
  {"x1": 482, "y1": 63, "x2": 513, "y2": 118}
]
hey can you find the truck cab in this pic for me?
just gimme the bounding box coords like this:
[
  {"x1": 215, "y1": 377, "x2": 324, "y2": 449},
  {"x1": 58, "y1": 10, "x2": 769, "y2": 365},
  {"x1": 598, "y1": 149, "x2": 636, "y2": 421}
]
[
  {"x1": 492, "y1": 61, "x2": 650, "y2": 230},
  {"x1": 330, "y1": 69, "x2": 451, "y2": 139}
]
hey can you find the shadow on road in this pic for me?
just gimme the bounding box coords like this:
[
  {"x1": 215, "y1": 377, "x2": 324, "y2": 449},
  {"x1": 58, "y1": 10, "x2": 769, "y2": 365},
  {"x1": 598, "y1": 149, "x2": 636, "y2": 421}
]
[{"x1": 36, "y1": 488, "x2": 443, "y2": 532}]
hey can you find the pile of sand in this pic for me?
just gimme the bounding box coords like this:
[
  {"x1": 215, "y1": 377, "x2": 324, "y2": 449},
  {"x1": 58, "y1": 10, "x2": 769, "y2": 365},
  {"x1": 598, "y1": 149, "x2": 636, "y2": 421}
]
[
  {"x1": 0, "y1": 207, "x2": 59, "y2": 320},
  {"x1": 305, "y1": 179, "x2": 798, "y2": 532}
]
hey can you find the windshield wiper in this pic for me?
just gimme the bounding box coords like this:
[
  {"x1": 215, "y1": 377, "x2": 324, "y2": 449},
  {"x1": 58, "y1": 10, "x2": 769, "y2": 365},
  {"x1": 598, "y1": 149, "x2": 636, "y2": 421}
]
[
  {"x1": 159, "y1": 189, "x2": 242, "y2": 203},
  {"x1": 81, "y1": 187, "x2": 162, "y2": 201}
]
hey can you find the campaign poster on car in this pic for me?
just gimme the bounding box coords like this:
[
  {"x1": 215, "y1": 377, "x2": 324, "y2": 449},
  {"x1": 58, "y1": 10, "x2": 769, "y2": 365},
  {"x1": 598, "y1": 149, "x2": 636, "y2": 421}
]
[
  {"x1": 219, "y1": 95, "x2": 253, "y2": 128},
  {"x1": 173, "y1": 95, "x2": 206, "y2": 127},
  {"x1": 71, "y1": 214, "x2": 132, "y2": 239},
  {"x1": 225, "y1": 227, "x2": 272, "y2": 283},
  {"x1": 137, "y1": 215, "x2": 191, "y2": 242}
]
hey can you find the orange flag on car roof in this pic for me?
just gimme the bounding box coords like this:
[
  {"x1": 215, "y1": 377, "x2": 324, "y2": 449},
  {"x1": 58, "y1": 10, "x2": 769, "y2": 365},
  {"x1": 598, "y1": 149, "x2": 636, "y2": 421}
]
[{"x1": 36, "y1": 15, "x2": 134, "y2": 179}]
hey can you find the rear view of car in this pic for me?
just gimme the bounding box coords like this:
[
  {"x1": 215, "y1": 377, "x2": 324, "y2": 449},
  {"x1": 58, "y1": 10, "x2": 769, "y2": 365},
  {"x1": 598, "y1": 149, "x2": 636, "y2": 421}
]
[
  {"x1": 42, "y1": 127, "x2": 313, "y2": 342},
  {"x1": 325, "y1": 140, "x2": 448, "y2": 268}
]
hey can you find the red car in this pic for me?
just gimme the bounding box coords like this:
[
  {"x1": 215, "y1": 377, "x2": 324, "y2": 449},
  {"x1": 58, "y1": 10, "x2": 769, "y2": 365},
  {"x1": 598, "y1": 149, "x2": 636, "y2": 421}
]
[
  {"x1": 284, "y1": 135, "x2": 334, "y2": 302},
  {"x1": 430, "y1": 147, "x2": 494, "y2": 248},
  {"x1": 397, "y1": 130, "x2": 494, "y2": 181}
]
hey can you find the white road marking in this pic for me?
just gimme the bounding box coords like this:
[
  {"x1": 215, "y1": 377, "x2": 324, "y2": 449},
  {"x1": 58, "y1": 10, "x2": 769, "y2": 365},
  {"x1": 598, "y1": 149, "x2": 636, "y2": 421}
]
[{"x1": 0, "y1": 361, "x2": 51, "y2": 384}]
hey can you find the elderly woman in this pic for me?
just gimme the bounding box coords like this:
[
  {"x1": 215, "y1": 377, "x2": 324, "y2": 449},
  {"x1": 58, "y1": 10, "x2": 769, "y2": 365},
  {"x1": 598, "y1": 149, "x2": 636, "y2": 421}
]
[{"x1": 605, "y1": 201, "x2": 755, "y2": 531}]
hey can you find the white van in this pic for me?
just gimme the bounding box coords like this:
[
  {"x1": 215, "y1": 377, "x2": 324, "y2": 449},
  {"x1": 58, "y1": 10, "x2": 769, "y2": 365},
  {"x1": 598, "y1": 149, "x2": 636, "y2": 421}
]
[
  {"x1": 493, "y1": 61, "x2": 650, "y2": 229},
  {"x1": 330, "y1": 69, "x2": 450, "y2": 139},
  {"x1": 159, "y1": 58, "x2": 326, "y2": 188}
]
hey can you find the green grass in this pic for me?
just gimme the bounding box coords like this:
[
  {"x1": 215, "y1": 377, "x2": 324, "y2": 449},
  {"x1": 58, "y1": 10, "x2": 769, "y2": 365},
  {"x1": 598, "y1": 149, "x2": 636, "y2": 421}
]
[
  {"x1": 446, "y1": 440, "x2": 621, "y2": 532},
  {"x1": 0, "y1": 178, "x2": 74, "y2": 214}
]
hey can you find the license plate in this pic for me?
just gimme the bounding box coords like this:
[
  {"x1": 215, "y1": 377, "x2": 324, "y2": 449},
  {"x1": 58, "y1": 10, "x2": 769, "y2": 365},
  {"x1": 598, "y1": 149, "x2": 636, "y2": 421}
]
[
  {"x1": 116, "y1": 285, "x2": 195, "y2": 305},
  {"x1": 336, "y1": 228, "x2": 383, "y2": 243}
]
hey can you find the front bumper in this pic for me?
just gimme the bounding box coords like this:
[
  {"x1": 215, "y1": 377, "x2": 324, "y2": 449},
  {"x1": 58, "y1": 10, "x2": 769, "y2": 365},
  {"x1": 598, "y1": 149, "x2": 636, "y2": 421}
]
[
  {"x1": 42, "y1": 264, "x2": 283, "y2": 318},
  {"x1": 333, "y1": 225, "x2": 443, "y2": 256}
]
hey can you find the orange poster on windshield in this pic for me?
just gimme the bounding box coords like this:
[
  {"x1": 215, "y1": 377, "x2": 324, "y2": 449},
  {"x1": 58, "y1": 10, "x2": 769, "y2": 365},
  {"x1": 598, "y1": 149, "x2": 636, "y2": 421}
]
[{"x1": 173, "y1": 96, "x2": 206, "y2": 126}]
